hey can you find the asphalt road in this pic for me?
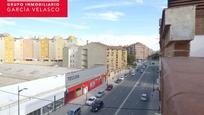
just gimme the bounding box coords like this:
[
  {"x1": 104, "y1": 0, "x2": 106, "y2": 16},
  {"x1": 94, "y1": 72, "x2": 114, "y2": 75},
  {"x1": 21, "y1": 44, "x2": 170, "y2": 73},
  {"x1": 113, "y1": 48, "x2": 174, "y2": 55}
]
[{"x1": 84, "y1": 64, "x2": 160, "y2": 115}]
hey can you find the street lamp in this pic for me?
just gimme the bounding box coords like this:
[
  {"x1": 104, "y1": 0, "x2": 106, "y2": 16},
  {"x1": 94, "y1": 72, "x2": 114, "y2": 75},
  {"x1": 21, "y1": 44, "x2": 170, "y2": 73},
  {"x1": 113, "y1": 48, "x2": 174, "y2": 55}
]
[{"x1": 18, "y1": 86, "x2": 27, "y2": 115}]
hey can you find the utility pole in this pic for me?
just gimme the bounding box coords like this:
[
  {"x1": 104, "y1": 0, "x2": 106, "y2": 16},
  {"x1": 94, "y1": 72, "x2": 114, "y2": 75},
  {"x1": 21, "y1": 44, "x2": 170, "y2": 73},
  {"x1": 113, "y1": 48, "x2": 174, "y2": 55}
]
[{"x1": 18, "y1": 86, "x2": 27, "y2": 115}]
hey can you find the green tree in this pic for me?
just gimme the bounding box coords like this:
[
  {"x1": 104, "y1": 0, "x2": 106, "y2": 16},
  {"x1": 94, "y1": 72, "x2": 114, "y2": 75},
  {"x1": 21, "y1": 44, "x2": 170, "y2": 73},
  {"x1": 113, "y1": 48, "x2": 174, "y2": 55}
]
[{"x1": 127, "y1": 54, "x2": 135, "y2": 66}]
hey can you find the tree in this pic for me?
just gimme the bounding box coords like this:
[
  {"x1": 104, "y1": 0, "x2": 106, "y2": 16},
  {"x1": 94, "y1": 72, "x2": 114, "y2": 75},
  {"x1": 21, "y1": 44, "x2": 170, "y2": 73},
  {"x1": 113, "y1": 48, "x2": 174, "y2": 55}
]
[{"x1": 127, "y1": 54, "x2": 135, "y2": 66}]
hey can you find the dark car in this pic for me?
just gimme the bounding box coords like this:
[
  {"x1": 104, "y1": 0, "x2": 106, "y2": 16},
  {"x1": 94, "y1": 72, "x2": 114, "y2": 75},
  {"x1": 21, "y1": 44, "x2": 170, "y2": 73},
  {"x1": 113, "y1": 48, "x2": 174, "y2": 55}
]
[
  {"x1": 114, "y1": 79, "x2": 122, "y2": 84},
  {"x1": 91, "y1": 100, "x2": 104, "y2": 112},
  {"x1": 106, "y1": 84, "x2": 113, "y2": 91}
]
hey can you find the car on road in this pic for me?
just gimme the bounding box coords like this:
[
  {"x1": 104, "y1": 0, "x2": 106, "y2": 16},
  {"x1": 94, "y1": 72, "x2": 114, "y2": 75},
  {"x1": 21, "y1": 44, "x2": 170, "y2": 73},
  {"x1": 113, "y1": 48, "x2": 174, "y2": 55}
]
[
  {"x1": 86, "y1": 96, "x2": 97, "y2": 106},
  {"x1": 90, "y1": 100, "x2": 104, "y2": 112},
  {"x1": 131, "y1": 73, "x2": 135, "y2": 76},
  {"x1": 67, "y1": 106, "x2": 81, "y2": 115},
  {"x1": 140, "y1": 93, "x2": 148, "y2": 101},
  {"x1": 140, "y1": 69, "x2": 144, "y2": 73},
  {"x1": 106, "y1": 84, "x2": 113, "y2": 91},
  {"x1": 96, "y1": 90, "x2": 105, "y2": 98},
  {"x1": 115, "y1": 79, "x2": 122, "y2": 84},
  {"x1": 119, "y1": 76, "x2": 124, "y2": 80}
]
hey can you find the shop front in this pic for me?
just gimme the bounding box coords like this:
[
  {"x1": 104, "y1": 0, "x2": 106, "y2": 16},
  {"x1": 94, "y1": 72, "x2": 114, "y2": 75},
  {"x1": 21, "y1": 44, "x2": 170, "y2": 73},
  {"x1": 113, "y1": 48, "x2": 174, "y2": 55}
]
[{"x1": 64, "y1": 66, "x2": 107, "y2": 104}]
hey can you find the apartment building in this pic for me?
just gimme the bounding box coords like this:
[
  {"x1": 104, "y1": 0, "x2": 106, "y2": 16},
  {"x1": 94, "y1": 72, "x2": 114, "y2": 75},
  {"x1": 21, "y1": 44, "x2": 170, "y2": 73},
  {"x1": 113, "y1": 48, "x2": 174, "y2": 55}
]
[
  {"x1": 0, "y1": 35, "x2": 4, "y2": 62},
  {"x1": 14, "y1": 38, "x2": 23, "y2": 62},
  {"x1": 160, "y1": 0, "x2": 204, "y2": 57},
  {"x1": 160, "y1": 1, "x2": 204, "y2": 115},
  {"x1": 49, "y1": 36, "x2": 65, "y2": 61},
  {"x1": 33, "y1": 39, "x2": 40, "y2": 61},
  {"x1": 69, "y1": 42, "x2": 127, "y2": 76},
  {"x1": 63, "y1": 45, "x2": 79, "y2": 68},
  {"x1": 127, "y1": 42, "x2": 153, "y2": 61},
  {"x1": 76, "y1": 42, "x2": 107, "y2": 69},
  {"x1": 3, "y1": 35, "x2": 15, "y2": 63},
  {"x1": 65, "y1": 35, "x2": 77, "y2": 46},
  {"x1": 39, "y1": 37, "x2": 49, "y2": 61},
  {"x1": 107, "y1": 46, "x2": 127, "y2": 74},
  {"x1": 23, "y1": 39, "x2": 34, "y2": 61}
]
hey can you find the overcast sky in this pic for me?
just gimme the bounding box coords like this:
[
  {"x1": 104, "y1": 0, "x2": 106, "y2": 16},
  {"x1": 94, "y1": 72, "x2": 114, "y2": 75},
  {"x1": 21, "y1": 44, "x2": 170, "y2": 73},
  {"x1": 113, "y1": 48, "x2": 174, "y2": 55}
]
[{"x1": 0, "y1": 0, "x2": 167, "y2": 50}]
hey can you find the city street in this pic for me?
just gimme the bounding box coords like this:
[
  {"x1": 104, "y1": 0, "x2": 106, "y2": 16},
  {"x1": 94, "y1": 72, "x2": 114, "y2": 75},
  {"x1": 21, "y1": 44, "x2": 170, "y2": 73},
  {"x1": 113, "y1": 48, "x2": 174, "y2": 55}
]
[{"x1": 84, "y1": 64, "x2": 160, "y2": 115}]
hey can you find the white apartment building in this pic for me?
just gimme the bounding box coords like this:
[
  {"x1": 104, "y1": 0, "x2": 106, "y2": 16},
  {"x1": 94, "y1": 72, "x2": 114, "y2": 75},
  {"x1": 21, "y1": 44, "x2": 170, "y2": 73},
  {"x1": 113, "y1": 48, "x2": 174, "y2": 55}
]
[{"x1": 63, "y1": 45, "x2": 79, "y2": 68}]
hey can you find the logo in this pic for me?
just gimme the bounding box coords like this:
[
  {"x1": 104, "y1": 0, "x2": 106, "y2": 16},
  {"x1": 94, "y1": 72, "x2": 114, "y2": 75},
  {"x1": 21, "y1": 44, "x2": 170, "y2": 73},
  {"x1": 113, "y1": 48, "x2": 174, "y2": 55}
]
[{"x1": 0, "y1": 0, "x2": 67, "y2": 17}]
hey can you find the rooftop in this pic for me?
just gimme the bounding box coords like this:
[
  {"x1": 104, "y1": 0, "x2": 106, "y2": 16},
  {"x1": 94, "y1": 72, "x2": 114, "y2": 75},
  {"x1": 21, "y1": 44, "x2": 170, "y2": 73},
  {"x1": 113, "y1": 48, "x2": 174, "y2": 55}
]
[{"x1": 0, "y1": 64, "x2": 79, "y2": 87}]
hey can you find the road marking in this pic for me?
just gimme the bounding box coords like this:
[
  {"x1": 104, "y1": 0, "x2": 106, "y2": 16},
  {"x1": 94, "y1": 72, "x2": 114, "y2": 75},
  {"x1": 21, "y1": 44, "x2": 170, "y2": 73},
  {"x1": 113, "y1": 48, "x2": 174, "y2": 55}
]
[{"x1": 114, "y1": 66, "x2": 149, "y2": 115}]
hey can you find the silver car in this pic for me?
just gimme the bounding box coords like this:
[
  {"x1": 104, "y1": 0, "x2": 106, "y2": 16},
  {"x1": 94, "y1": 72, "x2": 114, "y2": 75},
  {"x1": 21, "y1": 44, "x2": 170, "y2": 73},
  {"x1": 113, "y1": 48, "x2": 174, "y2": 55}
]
[{"x1": 96, "y1": 91, "x2": 105, "y2": 98}]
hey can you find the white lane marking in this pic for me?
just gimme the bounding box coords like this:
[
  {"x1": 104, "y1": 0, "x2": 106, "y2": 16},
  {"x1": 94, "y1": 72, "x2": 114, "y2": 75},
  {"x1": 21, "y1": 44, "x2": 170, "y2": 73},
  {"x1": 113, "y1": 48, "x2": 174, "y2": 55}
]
[{"x1": 114, "y1": 66, "x2": 149, "y2": 115}]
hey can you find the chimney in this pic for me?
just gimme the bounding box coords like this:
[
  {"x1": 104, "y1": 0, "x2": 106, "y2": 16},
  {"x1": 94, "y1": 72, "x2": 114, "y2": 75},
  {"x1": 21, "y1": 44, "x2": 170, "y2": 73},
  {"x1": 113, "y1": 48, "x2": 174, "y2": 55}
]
[{"x1": 86, "y1": 40, "x2": 89, "y2": 45}]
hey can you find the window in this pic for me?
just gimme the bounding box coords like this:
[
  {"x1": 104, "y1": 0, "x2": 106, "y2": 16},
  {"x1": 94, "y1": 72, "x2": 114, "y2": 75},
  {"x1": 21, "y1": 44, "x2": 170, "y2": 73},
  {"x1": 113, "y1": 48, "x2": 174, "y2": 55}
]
[
  {"x1": 90, "y1": 81, "x2": 95, "y2": 88},
  {"x1": 27, "y1": 109, "x2": 41, "y2": 115}
]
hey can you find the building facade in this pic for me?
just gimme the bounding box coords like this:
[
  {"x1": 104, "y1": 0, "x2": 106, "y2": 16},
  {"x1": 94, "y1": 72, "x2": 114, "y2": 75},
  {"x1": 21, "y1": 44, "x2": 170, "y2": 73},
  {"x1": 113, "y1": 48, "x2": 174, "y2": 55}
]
[
  {"x1": 14, "y1": 38, "x2": 23, "y2": 62},
  {"x1": 76, "y1": 42, "x2": 107, "y2": 69},
  {"x1": 39, "y1": 37, "x2": 49, "y2": 61},
  {"x1": 4, "y1": 35, "x2": 15, "y2": 63},
  {"x1": 107, "y1": 46, "x2": 127, "y2": 74},
  {"x1": 23, "y1": 39, "x2": 34, "y2": 61},
  {"x1": 127, "y1": 42, "x2": 153, "y2": 61},
  {"x1": 63, "y1": 45, "x2": 79, "y2": 68},
  {"x1": 0, "y1": 36, "x2": 4, "y2": 63},
  {"x1": 33, "y1": 39, "x2": 40, "y2": 61}
]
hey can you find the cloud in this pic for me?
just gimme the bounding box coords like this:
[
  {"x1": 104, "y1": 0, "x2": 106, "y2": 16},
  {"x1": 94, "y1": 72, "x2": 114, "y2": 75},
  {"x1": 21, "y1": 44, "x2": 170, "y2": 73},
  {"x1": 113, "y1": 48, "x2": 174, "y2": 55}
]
[
  {"x1": 81, "y1": 34, "x2": 159, "y2": 50},
  {"x1": 135, "y1": 0, "x2": 143, "y2": 4},
  {"x1": 0, "y1": 19, "x2": 16, "y2": 27},
  {"x1": 30, "y1": 18, "x2": 89, "y2": 30},
  {"x1": 85, "y1": 11, "x2": 125, "y2": 21},
  {"x1": 84, "y1": 2, "x2": 132, "y2": 10},
  {"x1": 84, "y1": 0, "x2": 143, "y2": 10}
]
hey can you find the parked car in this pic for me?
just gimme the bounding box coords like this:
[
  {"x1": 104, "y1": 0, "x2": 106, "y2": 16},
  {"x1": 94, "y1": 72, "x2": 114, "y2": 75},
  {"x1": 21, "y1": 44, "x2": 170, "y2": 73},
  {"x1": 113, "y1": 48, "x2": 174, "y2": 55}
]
[
  {"x1": 86, "y1": 96, "x2": 97, "y2": 106},
  {"x1": 140, "y1": 93, "x2": 148, "y2": 101},
  {"x1": 119, "y1": 76, "x2": 124, "y2": 80},
  {"x1": 96, "y1": 90, "x2": 105, "y2": 98},
  {"x1": 106, "y1": 84, "x2": 113, "y2": 91},
  {"x1": 67, "y1": 106, "x2": 81, "y2": 115},
  {"x1": 115, "y1": 79, "x2": 122, "y2": 84},
  {"x1": 140, "y1": 69, "x2": 144, "y2": 73},
  {"x1": 90, "y1": 100, "x2": 104, "y2": 112},
  {"x1": 131, "y1": 73, "x2": 135, "y2": 76}
]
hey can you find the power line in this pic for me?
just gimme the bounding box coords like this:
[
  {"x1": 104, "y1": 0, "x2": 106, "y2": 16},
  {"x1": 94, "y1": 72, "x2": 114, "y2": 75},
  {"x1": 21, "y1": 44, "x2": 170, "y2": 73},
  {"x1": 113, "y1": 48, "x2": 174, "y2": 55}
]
[{"x1": 0, "y1": 89, "x2": 160, "y2": 112}]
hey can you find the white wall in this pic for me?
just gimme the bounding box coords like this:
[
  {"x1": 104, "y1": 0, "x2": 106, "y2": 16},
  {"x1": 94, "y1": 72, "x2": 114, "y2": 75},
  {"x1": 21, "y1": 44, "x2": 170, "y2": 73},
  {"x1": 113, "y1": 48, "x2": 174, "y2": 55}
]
[
  {"x1": 0, "y1": 37, "x2": 4, "y2": 62},
  {"x1": 0, "y1": 75, "x2": 65, "y2": 115},
  {"x1": 190, "y1": 36, "x2": 204, "y2": 57},
  {"x1": 165, "y1": 6, "x2": 196, "y2": 41},
  {"x1": 33, "y1": 40, "x2": 40, "y2": 61}
]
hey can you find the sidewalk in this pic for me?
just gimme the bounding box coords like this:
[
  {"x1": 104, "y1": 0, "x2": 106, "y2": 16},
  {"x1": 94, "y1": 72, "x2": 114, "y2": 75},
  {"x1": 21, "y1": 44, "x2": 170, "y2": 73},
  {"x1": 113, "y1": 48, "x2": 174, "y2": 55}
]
[
  {"x1": 49, "y1": 82, "x2": 107, "y2": 115},
  {"x1": 49, "y1": 69, "x2": 129, "y2": 115}
]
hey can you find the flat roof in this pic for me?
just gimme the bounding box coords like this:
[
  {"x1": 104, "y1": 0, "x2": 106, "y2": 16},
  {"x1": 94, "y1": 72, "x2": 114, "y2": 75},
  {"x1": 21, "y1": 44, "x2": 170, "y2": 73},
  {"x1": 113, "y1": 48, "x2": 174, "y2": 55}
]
[{"x1": 0, "y1": 64, "x2": 79, "y2": 87}]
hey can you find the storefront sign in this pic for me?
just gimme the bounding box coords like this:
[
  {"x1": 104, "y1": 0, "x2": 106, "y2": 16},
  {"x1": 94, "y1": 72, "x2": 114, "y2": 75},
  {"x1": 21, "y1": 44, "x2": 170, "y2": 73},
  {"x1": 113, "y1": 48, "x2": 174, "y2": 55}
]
[{"x1": 66, "y1": 74, "x2": 79, "y2": 81}]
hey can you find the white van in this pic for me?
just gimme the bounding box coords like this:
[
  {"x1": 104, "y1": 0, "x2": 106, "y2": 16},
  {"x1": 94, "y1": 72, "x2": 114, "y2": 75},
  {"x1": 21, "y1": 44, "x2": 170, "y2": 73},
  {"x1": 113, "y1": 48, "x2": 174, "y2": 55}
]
[{"x1": 67, "y1": 106, "x2": 81, "y2": 115}]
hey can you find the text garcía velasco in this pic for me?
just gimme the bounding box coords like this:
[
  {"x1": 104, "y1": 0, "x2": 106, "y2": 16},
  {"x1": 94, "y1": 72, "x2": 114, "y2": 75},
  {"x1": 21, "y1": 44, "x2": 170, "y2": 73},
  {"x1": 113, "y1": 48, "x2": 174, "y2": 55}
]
[{"x1": 7, "y1": 3, "x2": 60, "y2": 12}]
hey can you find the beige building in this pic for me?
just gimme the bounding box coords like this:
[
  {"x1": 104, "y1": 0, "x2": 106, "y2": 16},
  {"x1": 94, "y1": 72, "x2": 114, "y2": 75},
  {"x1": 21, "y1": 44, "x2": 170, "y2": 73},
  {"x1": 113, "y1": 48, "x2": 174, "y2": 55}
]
[
  {"x1": 127, "y1": 42, "x2": 153, "y2": 61},
  {"x1": 39, "y1": 37, "x2": 49, "y2": 61},
  {"x1": 76, "y1": 42, "x2": 107, "y2": 69},
  {"x1": 71, "y1": 42, "x2": 127, "y2": 76},
  {"x1": 22, "y1": 39, "x2": 34, "y2": 61},
  {"x1": 107, "y1": 46, "x2": 127, "y2": 74}
]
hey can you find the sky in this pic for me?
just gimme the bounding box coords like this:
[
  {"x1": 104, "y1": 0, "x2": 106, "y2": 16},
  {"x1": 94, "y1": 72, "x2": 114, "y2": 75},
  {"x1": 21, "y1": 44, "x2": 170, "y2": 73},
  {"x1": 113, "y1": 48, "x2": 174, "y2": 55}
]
[{"x1": 0, "y1": 0, "x2": 167, "y2": 50}]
